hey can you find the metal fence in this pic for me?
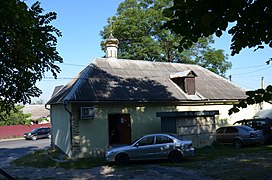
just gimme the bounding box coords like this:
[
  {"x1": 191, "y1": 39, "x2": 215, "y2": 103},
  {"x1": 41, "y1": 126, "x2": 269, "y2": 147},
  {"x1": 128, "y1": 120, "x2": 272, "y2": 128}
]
[{"x1": 0, "y1": 123, "x2": 50, "y2": 139}]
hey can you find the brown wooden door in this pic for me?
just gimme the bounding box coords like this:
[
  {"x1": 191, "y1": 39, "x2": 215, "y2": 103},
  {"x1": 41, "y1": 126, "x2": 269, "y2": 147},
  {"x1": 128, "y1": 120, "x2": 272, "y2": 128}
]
[
  {"x1": 108, "y1": 114, "x2": 131, "y2": 145},
  {"x1": 119, "y1": 114, "x2": 131, "y2": 144}
]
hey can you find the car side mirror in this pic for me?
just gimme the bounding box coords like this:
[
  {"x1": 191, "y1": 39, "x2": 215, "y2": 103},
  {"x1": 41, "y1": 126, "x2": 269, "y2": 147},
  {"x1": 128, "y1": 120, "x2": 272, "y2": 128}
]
[{"x1": 135, "y1": 143, "x2": 139, "y2": 147}]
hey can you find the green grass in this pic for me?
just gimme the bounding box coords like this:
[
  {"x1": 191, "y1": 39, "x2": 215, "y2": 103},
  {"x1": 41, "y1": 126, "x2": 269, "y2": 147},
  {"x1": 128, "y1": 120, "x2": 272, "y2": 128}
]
[
  {"x1": 13, "y1": 150, "x2": 56, "y2": 168},
  {"x1": 13, "y1": 148, "x2": 106, "y2": 169},
  {"x1": 170, "y1": 144, "x2": 272, "y2": 179}
]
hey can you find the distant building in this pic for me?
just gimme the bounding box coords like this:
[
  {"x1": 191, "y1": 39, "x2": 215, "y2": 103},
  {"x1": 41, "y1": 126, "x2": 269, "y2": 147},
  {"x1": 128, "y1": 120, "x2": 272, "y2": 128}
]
[{"x1": 23, "y1": 105, "x2": 50, "y2": 124}]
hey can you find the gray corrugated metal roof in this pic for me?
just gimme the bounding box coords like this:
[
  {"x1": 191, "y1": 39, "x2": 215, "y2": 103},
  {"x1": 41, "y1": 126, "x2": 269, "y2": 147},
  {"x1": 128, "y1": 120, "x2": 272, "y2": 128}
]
[
  {"x1": 46, "y1": 58, "x2": 247, "y2": 104},
  {"x1": 51, "y1": 85, "x2": 64, "y2": 98},
  {"x1": 23, "y1": 105, "x2": 49, "y2": 120}
]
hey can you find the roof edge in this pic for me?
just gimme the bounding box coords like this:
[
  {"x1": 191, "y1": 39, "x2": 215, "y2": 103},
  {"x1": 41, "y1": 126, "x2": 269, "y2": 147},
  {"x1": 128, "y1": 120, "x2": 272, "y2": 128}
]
[{"x1": 46, "y1": 99, "x2": 244, "y2": 106}]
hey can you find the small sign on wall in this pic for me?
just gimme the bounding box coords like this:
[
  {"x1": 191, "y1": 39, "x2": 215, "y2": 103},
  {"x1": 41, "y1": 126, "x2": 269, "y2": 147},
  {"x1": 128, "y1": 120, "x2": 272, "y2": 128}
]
[{"x1": 80, "y1": 107, "x2": 95, "y2": 119}]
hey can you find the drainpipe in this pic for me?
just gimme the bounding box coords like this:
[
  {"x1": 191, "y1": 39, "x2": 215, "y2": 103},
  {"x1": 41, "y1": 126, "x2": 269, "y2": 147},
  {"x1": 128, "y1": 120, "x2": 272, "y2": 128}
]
[
  {"x1": 44, "y1": 104, "x2": 51, "y2": 122},
  {"x1": 64, "y1": 100, "x2": 73, "y2": 157},
  {"x1": 44, "y1": 104, "x2": 53, "y2": 148},
  {"x1": 44, "y1": 104, "x2": 51, "y2": 120}
]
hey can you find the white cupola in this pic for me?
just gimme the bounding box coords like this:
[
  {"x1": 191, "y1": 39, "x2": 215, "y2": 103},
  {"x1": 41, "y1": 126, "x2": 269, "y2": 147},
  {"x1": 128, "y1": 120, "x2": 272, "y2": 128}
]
[{"x1": 105, "y1": 33, "x2": 119, "y2": 59}]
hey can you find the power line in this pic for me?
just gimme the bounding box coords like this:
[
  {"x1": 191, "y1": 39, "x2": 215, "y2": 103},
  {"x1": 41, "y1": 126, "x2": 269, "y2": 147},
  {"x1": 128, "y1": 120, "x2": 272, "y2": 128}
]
[
  {"x1": 230, "y1": 66, "x2": 272, "y2": 76},
  {"x1": 231, "y1": 74, "x2": 272, "y2": 78},
  {"x1": 56, "y1": 62, "x2": 88, "y2": 67},
  {"x1": 43, "y1": 77, "x2": 75, "y2": 80},
  {"x1": 231, "y1": 64, "x2": 268, "y2": 70}
]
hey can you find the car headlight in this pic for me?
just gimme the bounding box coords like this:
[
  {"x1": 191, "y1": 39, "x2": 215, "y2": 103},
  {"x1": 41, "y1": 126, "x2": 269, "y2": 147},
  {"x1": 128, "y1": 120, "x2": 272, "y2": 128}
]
[{"x1": 106, "y1": 151, "x2": 112, "y2": 157}]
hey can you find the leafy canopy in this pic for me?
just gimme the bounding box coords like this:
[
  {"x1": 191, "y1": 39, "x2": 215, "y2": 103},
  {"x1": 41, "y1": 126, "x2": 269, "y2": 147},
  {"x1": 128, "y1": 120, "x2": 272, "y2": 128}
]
[
  {"x1": 163, "y1": 0, "x2": 272, "y2": 56},
  {"x1": 0, "y1": 0, "x2": 62, "y2": 114},
  {"x1": 0, "y1": 105, "x2": 32, "y2": 126},
  {"x1": 163, "y1": 0, "x2": 272, "y2": 114},
  {"x1": 100, "y1": 0, "x2": 231, "y2": 76}
]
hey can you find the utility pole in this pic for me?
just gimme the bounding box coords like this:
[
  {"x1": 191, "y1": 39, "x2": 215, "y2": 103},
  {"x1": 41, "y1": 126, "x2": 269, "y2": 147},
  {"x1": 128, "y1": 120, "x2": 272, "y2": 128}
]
[
  {"x1": 260, "y1": 76, "x2": 264, "y2": 110},
  {"x1": 261, "y1": 77, "x2": 264, "y2": 89}
]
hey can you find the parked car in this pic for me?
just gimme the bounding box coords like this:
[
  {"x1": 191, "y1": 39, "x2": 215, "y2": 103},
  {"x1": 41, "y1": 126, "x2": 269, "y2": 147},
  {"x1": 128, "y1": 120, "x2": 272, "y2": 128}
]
[
  {"x1": 215, "y1": 125, "x2": 264, "y2": 148},
  {"x1": 24, "y1": 127, "x2": 51, "y2": 140},
  {"x1": 233, "y1": 118, "x2": 272, "y2": 144},
  {"x1": 105, "y1": 133, "x2": 194, "y2": 165}
]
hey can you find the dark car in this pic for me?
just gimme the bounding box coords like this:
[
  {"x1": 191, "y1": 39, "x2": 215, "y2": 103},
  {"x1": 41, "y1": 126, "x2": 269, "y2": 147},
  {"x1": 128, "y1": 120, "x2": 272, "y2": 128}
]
[
  {"x1": 216, "y1": 125, "x2": 264, "y2": 148},
  {"x1": 105, "y1": 133, "x2": 194, "y2": 165},
  {"x1": 24, "y1": 127, "x2": 51, "y2": 140},
  {"x1": 233, "y1": 118, "x2": 272, "y2": 144}
]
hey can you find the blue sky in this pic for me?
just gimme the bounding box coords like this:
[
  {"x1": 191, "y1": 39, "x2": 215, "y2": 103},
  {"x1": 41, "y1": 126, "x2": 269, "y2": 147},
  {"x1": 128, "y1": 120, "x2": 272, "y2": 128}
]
[{"x1": 26, "y1": 0, "x2": 272, "y2": 102}]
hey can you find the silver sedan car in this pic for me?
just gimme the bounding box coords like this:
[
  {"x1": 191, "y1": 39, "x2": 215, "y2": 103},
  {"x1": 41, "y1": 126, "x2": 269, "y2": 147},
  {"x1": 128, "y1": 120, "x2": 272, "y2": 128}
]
[
  {"x1": 216, "y1": 125, "x2": 264, "y2": 148},
  {"x1": 105, "y1": 133, "x2": 195, "y2": 165}
]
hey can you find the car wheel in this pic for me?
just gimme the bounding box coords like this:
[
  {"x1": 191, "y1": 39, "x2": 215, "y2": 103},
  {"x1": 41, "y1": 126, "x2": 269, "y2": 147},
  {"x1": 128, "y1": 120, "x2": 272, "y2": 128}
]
[
  {"x1": 233, "y1": 139, "x2": 242, "y2": 149},
  {"x1": 115, "y1": 153, "x2": 129, "y2": 166},
  {"x1": 31, "y1": 135, "x2": 37, "y2": 141},
  {"x1": 168, "y1": 151, "x2": 182, "y2": 163}
]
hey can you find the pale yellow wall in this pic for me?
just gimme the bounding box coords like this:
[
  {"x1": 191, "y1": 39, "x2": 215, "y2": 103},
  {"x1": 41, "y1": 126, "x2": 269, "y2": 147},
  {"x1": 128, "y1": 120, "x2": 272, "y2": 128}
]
[
  {"x1": 175, "y1": 102, "x2": 272, "y2": 126},
  {"x1": 58, "y1": 102, "x2": 272, "y2": 157},
  {"x1": 77, "y1": 107, "x2": 108, "y2": 157},
  {"x1": 50, "y1": 104, "x2": 72, "y2": 156},
  {"x1": 77, "y1": 105, "x2": 164, "y2": 157}
]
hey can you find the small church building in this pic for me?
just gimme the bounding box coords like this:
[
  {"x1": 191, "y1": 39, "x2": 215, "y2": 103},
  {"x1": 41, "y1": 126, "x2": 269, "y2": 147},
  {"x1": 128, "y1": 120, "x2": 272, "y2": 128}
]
[{"x1": 46, "y1": 35, "x2": 265, "y2": 158}]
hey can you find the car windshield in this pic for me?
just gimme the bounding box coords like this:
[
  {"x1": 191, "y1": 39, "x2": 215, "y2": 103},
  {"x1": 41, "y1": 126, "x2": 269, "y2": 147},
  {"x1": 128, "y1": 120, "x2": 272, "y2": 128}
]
[
  {"x1": 129, "y1": 137, "x2": 141, "y2": 145},
  {"x1": 239, "y1": 126, "x2": 255, "y2": 131},
  {"x1": 31, "y1": 128, "x2": 39, "y2": 133}
]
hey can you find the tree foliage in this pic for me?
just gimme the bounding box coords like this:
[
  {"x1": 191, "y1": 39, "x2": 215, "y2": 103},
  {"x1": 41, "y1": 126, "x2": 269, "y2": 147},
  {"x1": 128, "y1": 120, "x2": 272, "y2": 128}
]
[
  {"x1": 229, "y1": 85, "x2": 272, "y2": 115},
  {"x1": 163, "y1": 0, "x2": 272, "y2": 56},
  {"x1": 0, "y1": 0, "x2": 62, "y2": 114},
  {"x1": 100, "y1": 0, "x2": 231, "y2": 76},
  {"x1": 0, "y1": 105, "x2": 32, "y2": 126},
  {"x1": 162, "y1": 0, "x2": 272, "y2": 114}
]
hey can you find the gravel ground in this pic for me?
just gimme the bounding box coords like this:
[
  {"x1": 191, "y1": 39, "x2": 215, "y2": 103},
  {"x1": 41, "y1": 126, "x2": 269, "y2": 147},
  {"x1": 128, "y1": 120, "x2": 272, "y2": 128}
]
[{"x1": 1, "y1": 164, "x2": 213, "y2": 180}]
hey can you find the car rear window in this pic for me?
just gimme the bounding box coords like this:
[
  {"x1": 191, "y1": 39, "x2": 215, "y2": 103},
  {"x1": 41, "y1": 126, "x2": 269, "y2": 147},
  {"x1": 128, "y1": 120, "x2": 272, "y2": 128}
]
[
  {"x1": 169, "y1": 134, "x2": 181, "y2": 139},
  {"x1": 225, "y1": 127, "x2": 238, "y2": 133},
  {"x1": 155, "y1": 135, "x2": 173, "y2": 144}
]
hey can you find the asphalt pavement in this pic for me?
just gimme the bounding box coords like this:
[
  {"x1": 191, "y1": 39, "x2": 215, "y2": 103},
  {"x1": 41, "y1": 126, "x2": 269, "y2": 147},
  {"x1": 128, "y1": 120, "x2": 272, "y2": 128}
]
[{"x1": 0, "y1": 138, "x2": 50, "y2": 168}]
